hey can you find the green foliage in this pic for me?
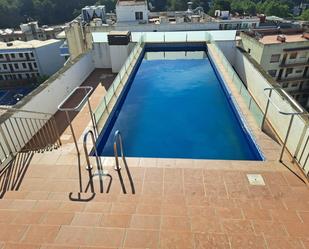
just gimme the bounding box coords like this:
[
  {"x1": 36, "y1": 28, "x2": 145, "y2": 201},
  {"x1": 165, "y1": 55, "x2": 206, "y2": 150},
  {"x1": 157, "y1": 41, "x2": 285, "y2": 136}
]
[
  {"x1": 0, "y1": 0, "x2": 301, "y2": 28},
  {"x1": 300, "y1": 9, "x2": 309, "y2": 21}
]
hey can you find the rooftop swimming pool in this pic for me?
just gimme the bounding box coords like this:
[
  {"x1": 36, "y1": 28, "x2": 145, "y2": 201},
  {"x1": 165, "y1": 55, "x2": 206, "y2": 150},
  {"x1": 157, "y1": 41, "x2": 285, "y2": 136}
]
[{"x1": 96, "y1": 44, "x2": 263, "y2": 160}]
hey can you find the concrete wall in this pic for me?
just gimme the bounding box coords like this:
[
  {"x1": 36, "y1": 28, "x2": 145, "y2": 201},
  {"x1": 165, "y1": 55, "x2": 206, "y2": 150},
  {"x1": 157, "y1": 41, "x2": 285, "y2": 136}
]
[
  {"x1": 35, "y1": 40, "x2": 66, "y2": 76},
  {"x1": 92, "y1": 43, "x2": 111, "y2": 68},
  {"x1": 17, "y1": 52, "x2": 95, "y2": 115},
  {"x1": 116, "y1": 3, "x2": 149, "y2": 22},
  {"x1": 216, "y1": 40, "x2": 237, "y2": 64}
]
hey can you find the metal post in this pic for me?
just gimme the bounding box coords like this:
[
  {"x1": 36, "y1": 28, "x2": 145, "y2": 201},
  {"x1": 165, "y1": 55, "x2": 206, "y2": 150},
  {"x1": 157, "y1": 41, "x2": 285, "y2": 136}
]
[
  {"x1": 279, "y1": 115, "x2": 295, "y2": 162},
  {"x1": 65, "y1": 111, "x2": 79, "y2": 155},
  {"x1": 261, "y1": 89, "x2": 272, "y2": 130}
]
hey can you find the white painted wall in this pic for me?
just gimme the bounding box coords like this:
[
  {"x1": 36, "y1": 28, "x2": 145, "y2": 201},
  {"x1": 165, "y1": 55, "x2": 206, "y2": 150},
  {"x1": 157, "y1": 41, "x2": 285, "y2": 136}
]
[
  {"x1": 216, "y1": 40, "x2": 237, "y2": 63},
  {"x1": 92, "y1": 43, "x2": 112, "y2": 68},
  {"x1": 19, "y1": 52, "x2": 95, "y2": 114},
  {"x1": 110, "y1": 45, "x2": 131, "y2": 73},
  {"x1": 116, "y1": 3, "x2": 149, "y2": 23},
  {"x1": 35, "y1": 40, "x2": 66, "y2": 76}
]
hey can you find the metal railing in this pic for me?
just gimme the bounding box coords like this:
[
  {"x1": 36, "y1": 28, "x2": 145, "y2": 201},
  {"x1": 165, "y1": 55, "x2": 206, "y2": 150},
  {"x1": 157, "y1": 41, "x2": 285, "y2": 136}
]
[
  {"x1": 114, "y1": 130, "x2": 135, "y2": 194},
  {"x1": 0, "y1": 107, "x2": 61, "y2": 170},
  {"x1": 263, "y1": 87, "x2": 307, "y2": 162},
  {"x1": 94, "y1": 38, "x2": 144, "y2": 128},
  {"x1": 83, "y1": 130, "x2": 111, "y2": 194},
  {"x1": 58, "y1": 86, "x2": 97, "y2": 155}
]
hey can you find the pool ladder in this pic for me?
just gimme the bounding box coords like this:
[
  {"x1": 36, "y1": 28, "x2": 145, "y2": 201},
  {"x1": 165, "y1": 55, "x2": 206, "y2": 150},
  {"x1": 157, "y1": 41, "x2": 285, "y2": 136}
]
[
  {"x1": 82, "y1": 129, "x2": 134, "y2": 194},
  {"x1": 114, "y1": 130, "x2": 135, "y2": 194}
]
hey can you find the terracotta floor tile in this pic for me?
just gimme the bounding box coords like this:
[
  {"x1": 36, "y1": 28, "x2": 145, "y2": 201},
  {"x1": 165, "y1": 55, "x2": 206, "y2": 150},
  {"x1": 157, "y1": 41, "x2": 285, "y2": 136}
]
[
  {"x1": 100, "y1": 214, "x2": 131, "y2": 228},
  {"x1": 224, "y1": 171, "x2": 246, "y2": 185},
  {"x1": 191, "y1": 216, "x2": 222, "y2": 233},
  {"x1": 163, "y1": 182, "x2": 184, "y2": 195},
  {"x1": 0, "y1": 210, "x2": 17, "y2": 223},
  {"x1": 89, "y1": 227, "x2": 125, "y2": 247},
  {"x1": 124, "y1": 229, "x2": 159, "y2": 248},
  {"x1": 194, "y1": 233, "x2": 230, "y2": 249},
  {"x1": 160, "y1": 231, "x2": 194, "y2": 249},
  {"x1": 252, "y1": 220, "x2": 288, "y2": 237},
  {"x1": 216, "y1": 207, "x2": 244, "y2": 220},
  {"x1": 71, "y1": 212, "x2": 102, "y2": 226},
  {"x1": 242, "y1": 207, "x2": 272, "y2": 221},
  {"x1": 226, "y1": 183, "x2": 249, "y2": 199},
  {"x1": 263, "y1": 172, "x2": 288, "y2": 186},
  {"x1": 143, "y1": 181, "x2": 163, "y2": 195},
  {"x1": 283, "y1": 172, "x2": 306, "y2": 187},
  {"x1": 9, "y1": 200, "x2": 37, "y2": 210},
  {"x1": 34, "y1": 200, "x2": 61, "y2": 211},
  {"x1": 22, "y1": 225, "x2": 60, "y2": 244},
  {"x1": 229, "y1": 234, "x2": 267, "y2": 249},
  {"x1": 144, "y1": 168, "x2": 163, "y2": 182},
  {"x1": 12, "y1": 211, "x2": 45, "y2": 224},
  {"x1": 84, "y1": 202, "x2": 112, "y2": 213},
  {"x1": 203, "y1": 170, "x2": 224, "y2": 185},
  {"x1": 270, "y1": 209, "x2": 302, "y2": 223},
  {"x1": 57, "y1": 202, "x2": 85, "y2": 212},
  {"x1": 164, "y1": 168, "x2": 183, "y2": 182},
  {"x1": 26, "y1": 191, "x2": 50, "y2": 200},
  {"x1": 221, "y1": 220, "x2": 254, "y2": 234},
  {"x1": 55, "y1": 226, "x2": 92, "y2": 246},
  {"x1": 161, "y1": 204, "x2": 187, "y2": 216},
  {"x1": 187, "y1": 206, "x2": 215, "y2": 217},
  {"x1": 247, "y1": 186, "x2": 273, "y2": 200},
  {"x1": 40, "y1": 245, "x2": 78, "y2": 249},
  {"x1": 259, "y1": 198, "x2": 286, "y2": 210},
  {"x1": 298, "y1": 211, "x2": 309, "y2": 223},
  {"x1": 205, "y1": 184, "x2": 228, "y2": 198},
  {"x1": 283, "y1": 198, "x2": 309, "y2": 211},
  {"x1": 130, "y1": 215, "x2": 161, "y2": 230},
  {"x1": 136, "y1": 204, "x2": 162, "y2": 215},
  {"x1": 0, "y1": 224, "x2": 28, "y2": 242},
  {"x1": 41, "y1": 212, "x2": 74, "y2": 225},
  {"x1": 184, "y1": 184, "x2": 205, "y2": 197},
  {"x1": 111, "y1": 202, "x2": 136, "y2": 214},
  {"x1": 266, "y1": 237, "x2": 304, "y2": 249},
  {"x1": 284, "y1": 220, "x2": 309, "y2": 237},
  {"x1": 2, "y1": 243, "x2": 40, "y2": 249},
  {"x1": 161, "y1": 216, "x2": 191, "y2": 231},
  {"x1": 183, "y1": 169, "x2": 203, "y2": 184}
]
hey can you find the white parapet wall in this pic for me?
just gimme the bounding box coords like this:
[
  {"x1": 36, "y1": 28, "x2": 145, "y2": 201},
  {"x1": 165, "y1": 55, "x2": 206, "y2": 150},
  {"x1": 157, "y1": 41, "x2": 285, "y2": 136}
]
[{"x1": 15, "y1": 51, "x2": 95, "y2": 115}]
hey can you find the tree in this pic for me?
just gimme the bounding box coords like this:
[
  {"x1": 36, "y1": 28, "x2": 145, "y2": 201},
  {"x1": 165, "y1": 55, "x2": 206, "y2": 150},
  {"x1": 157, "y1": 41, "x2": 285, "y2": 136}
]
[
  {"x1": 257, "y1": 0, "x2": 289, "y2": 17},
  {"x1": 300, "y1": 9, "x2": 309, "y2": 21},
  {"x1": 231, "y1": 0, "x2": 256, "y2": 15},
  {"x1": 209, "y1": 0, "x2": 231, "y2": 15}
]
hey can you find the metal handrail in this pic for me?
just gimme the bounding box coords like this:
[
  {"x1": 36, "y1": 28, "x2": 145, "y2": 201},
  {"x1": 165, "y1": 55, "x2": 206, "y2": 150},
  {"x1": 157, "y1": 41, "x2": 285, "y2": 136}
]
[
  {"x1": 83, "y1": 130, "x2": 104, "y2": 193},
  {"x1": 113, "y1": 130, "x2": 135, "y2": 194},
  {"x1": 58, "y1": 86, "x2": 97, "y2": 155},
  {"x1": 262, "y1": 87, "x2": 308, "y2": 162}
]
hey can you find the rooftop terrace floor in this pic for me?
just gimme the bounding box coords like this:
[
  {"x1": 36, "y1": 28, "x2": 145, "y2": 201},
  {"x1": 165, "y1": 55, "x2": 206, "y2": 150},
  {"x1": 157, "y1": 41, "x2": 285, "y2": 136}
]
[{"x1": 0, "y1": 53, "x2": 308, "y2": 248}]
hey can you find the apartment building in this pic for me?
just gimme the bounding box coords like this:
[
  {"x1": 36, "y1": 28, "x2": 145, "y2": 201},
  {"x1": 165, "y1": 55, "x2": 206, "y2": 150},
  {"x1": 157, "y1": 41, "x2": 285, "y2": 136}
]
[
  {"x1": 0, "y1": 21, "x2": 64, "y2": 43},
  {"x1": 0, "y1": 39, "x2": 65, "y2": 85},
  {"x1": 240, "y1": 29, "x2": 309, "y2": 109}
]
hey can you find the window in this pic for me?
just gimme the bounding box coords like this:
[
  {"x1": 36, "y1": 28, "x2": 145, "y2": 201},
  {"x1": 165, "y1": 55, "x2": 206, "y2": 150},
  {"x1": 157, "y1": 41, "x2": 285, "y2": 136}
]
[
  {"x1": 282, "y1": 83, "x2": 288, "y2": 88},
  {"x1": 19, "y1": 53, "x2": 24, "y2": 58},
  {"x1": 26, "y1": 73, "x2": 30, "y2": 79},
  {"x1": 10, "y1": 54, "x2": 15, "y2": 59},
  {"x1": 18, "y1": 74, "x2": 22, "y2": 80},
  {"x1": 0, "y1": 75, "x2": 3, "y2": 80},
  {"x1": 22, "y1": 63, "x2": 26, "y2": 69},
  {"x1": 270, "y1": 54, "x2": 280, "y2": 63},
  {"x1": 135, "y1": 11, "x2": 143, "y2": 20},
  {"x1": 33, "y1": 62, "x2": 37, "y2": 68},
  {"x1": 248, "y1": 48, "x2": 251, "y2": 54},
  {"x1": 285, "y1": 68, "x2": 293, "y2": 77},
  {"x1": 299, "y1": 52, "x2": 308, "y2": 59},
  {"x1": 289, "y1": 52, "x2": 297, "y2": 59},
  {"x1": 0, "y1": 54, "x2": 3, "y2": 59},
  {"x1": 3, "y1": 64, "x2": 7, "y2": 70},
  {"x1": 291, "y1": 82, "x2": 299, "y2": 87},
  {"x1": 30, "y1": 52, "x2": 34, "y2": 57},
  {"x1": 295, "y1": 69, "x2": 303, "y2": 74},
  {"x1": 14, "y1": 63, "x2": 19, "y2": 69},
  {"x1": 268, "y1": 70, "x2": 277, "y2": 77},
  {"x1": 12, "y1": 74, "x2": 16, "y2": 80}
]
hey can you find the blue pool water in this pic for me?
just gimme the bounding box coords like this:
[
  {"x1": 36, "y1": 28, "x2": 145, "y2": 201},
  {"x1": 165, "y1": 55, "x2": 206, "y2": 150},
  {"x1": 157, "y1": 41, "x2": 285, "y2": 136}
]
[{"x1": 96, "y1": 49, "x2": 262, "y2": 160}]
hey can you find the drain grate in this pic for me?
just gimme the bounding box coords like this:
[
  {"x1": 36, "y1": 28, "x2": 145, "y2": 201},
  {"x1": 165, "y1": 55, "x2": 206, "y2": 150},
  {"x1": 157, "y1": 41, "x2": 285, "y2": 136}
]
[{"x1": 246, "y1": 174, "x2": 265, "y2": 186}]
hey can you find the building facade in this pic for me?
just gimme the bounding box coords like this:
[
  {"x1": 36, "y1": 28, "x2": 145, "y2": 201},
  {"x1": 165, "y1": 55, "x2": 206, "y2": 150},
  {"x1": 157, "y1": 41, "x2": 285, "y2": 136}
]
[
  {"x1": 116, "y1": 0, "x2": 149, "y2": 23},
  {"x1": 240, "y1": 29, "x2": 309, "y2": 109},
  {"x1": 0, "y1": 22, "x2": 64, "y2": 43},
  {"x1": 0, "y1": 39, "x2": 65, "y2": 85}
]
